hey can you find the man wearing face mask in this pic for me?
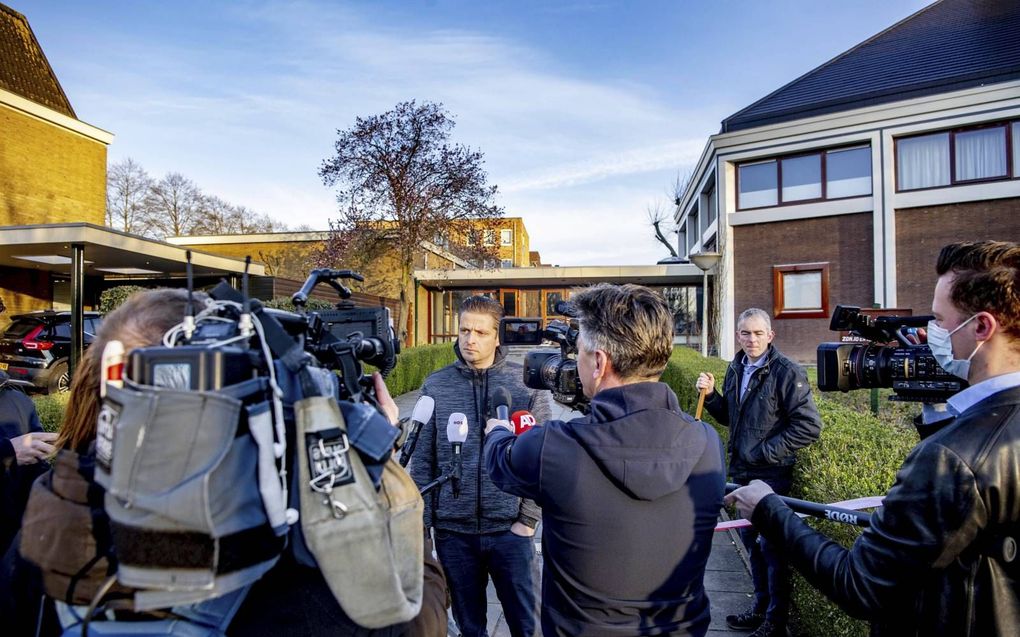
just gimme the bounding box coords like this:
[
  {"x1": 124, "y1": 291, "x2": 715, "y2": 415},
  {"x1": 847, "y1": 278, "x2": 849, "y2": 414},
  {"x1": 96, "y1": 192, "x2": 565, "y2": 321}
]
[{"x1": 727, "y1": 240, "x2": 1020, "y2": 636}]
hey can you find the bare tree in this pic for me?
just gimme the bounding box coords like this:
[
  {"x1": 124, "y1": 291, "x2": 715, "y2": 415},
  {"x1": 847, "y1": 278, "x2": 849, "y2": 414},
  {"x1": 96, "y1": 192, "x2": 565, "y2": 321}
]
[
  {"x1": 648, "y1": 169, "x2": 694, "y2": 259},
  {"x1": 145, "y1": 172, "x2": 205, "y2": 238},
  {"x1": 319, "y1": 100, "x2": 504, "y2": 342},
  {"x1": 106, "y1": 158, "x2": 154, "y2": 235}
]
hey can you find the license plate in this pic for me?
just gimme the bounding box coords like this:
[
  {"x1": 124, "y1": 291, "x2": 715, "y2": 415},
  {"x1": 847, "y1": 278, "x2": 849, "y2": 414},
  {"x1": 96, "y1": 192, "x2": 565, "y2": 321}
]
[{"x1": 0, "y1": 363, "x2": 7, "y2": 371}]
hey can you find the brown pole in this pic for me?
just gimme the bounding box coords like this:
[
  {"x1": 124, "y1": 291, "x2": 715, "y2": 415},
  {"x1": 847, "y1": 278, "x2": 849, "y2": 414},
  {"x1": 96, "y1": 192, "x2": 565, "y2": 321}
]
[{"x1": 695, "y1": 386, "x2": 708, "y2": 421}]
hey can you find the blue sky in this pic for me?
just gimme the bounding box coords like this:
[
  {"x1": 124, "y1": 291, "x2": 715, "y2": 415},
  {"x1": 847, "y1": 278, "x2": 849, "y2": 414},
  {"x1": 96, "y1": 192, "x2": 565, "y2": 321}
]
[{"x1": 22, "y1": 0, "x2": 930, "y2": 265}]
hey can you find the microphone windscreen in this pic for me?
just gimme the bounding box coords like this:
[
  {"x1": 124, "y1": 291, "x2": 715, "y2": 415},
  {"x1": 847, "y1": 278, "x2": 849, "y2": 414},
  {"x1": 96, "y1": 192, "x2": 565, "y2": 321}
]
[
  {"x1": 411, "y1": 395, "x2": 435, "y2": 424},
  {"x1": 447, "y1": 412, "x2": 469, "y2": 443},
  {"x1": 493, "y1": 387, "x2": 512, "y2": 413},
  {"x1": 511, "y1": 410, "x2": 536, "y2": 435}
]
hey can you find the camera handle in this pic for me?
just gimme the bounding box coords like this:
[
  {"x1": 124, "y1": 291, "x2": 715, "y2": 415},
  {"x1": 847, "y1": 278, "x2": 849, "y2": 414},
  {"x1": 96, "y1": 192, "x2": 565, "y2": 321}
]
[{"x1": 292, "y1": 269, "x2": 364, "y2": 309}]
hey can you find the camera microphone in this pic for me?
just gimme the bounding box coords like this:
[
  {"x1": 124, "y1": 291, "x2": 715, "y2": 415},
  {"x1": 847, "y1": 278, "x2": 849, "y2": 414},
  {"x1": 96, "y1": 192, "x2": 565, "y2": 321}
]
[
  {"x1": 447, "y1": 413, "x2": 468, "y2": 498},
  {"x1": 511, "y1": 410, "x2": 536, "y2": 436},
  {"x1": 398, "y1": 395, "x2": 435, "y2": 467},
  {"x1": 493, "y1": 387, "x2": 512, "y2": 422}
]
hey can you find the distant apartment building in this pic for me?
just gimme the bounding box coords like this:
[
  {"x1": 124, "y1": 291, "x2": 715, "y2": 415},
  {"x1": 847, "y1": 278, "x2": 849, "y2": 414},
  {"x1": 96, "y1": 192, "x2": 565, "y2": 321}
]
[{"x1": 676, "y1": 0, "x2": 1020, "y2": 362}]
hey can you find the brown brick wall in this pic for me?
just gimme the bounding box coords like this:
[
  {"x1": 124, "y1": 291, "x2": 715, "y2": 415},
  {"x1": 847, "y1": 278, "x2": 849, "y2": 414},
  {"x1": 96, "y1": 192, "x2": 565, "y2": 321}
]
[
  {"x1": 0, "y1": 267, "x2": 53, "y2": 331},
  {"x1": 732, "y1": 213, "x2": 874, "y2": 363},
  {"x1": 895, "y1": 198, "x2": 1020, "y2": 316},
  {"x1": 0, "y1": 104, "x2": 106, "y2": 225}
]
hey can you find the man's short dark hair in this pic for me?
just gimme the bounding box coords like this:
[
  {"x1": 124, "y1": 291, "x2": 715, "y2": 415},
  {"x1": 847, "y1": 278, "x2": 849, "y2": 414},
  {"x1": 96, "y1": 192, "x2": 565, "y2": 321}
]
[
  {"x1": 458, "y1": 295, "x2": 504, "y2": 329},
  {"x1": 936, "y1": 241, "x2": 1020, "y2": 342},
  {"x1": 571, "y1": 283, "x2": 673, "y2": 380}
]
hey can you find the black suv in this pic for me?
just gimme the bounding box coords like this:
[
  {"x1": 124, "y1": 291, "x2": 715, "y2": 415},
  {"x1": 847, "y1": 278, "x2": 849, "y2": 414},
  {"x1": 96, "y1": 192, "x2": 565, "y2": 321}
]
[{"x1": 0, "y1": 311, "x2": 102, "y2": 393}]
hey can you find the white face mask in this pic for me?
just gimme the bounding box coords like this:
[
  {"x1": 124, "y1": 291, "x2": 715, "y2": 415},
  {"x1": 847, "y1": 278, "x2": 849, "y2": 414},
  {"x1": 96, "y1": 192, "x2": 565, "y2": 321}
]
[{"x1": 927, "y1": 314, "x2": 983, "y2": 380}]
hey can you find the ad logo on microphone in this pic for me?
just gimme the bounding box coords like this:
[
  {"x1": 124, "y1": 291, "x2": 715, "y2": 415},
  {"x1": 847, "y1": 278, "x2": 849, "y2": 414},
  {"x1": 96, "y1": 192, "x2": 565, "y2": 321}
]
[{"x1": 511, "y1": 410, "x2": 536, "y2": 435}]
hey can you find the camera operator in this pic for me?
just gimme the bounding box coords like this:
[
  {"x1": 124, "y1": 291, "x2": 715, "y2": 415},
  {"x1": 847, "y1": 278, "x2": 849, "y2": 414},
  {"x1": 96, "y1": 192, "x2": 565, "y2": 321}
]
[
  {"x1": 484, "y1": 283, "x2": 725, "y2": 637},
  {"x1": 728, "y1": 240, "x2": 1020, "y2": 636}
]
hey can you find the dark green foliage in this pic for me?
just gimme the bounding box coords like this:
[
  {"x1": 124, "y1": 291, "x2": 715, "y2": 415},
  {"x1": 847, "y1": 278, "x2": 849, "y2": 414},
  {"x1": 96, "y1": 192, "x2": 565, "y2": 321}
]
[
  {"x1": 32, "y1": 392, "x2": 70, "y2": 433},
  {"x1": 262, "y1": 297, "x2": 337, "y2": 312},
  {"x1": 659, "y1": 346, "x2": 919, "y2": 637},
  {"x1": 98, "y1": 285, "x2": 147, "y2": 313},
  {"x1": 382, "y1": 343, "x2": 457, "y2": 396}
]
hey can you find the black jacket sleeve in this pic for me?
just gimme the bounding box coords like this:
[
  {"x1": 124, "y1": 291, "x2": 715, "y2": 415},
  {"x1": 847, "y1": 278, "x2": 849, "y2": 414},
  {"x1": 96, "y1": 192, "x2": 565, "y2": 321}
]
[{"x1": 752, "y1": 440, "x2": 983, "y2": 619}]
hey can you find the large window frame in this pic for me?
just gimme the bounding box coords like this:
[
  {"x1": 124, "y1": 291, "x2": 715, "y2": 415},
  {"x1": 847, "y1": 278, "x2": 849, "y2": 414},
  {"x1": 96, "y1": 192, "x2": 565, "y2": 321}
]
[
  {"x1": 895, "y1": 120, "x2": 1020, "y2": 192},
  {"x1": 772, "y1": 262, "x2": 830, "y2": 319},
  {"x1": 736, "y1": 145, "x2": 872, "y2": 211}
]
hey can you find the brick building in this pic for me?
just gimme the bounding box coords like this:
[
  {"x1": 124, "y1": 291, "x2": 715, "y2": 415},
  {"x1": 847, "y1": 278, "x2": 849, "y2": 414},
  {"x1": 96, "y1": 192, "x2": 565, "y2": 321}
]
[
  {"x1": 675, "y1": 0, "x2": 1020, "y2": 362},
  {"x1": 0, "y1": 3, "x2": 113, "y2": 319}
]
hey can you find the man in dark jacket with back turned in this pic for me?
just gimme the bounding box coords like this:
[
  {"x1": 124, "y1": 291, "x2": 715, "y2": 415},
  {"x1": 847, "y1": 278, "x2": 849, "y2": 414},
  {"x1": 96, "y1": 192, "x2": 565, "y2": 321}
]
[
  {"x1": 696, "y1": 308, "x2": 821, "y2": 637},
  {"x1": 485, "y1": 283, "x2": 725, "y2": 637},
  {"x1": 728, "y1": 241, "x2": 1020, "y2": 637},
  {"x1": 409, "y1": 295, "x2": 551, "y2": 637}
]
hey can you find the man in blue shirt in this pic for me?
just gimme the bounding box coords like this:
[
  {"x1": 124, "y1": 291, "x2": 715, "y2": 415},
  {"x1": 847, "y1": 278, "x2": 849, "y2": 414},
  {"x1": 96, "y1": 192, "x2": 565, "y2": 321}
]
[{"x1": 728, "y1": 240, "x2": 1020, "y2": 637}]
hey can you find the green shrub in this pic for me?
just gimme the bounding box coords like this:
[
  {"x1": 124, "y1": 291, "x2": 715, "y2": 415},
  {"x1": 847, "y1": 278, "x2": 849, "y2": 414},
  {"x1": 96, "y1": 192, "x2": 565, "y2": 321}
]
[
  {"x1": 383, "y1": 343, "x2": 457, "y2": 396},
  {"x1": 262, "y1": 297, "x2": 336, "y2": 311},
  {"x1": 659, "y1": 346, "x2": 919, "y2": 637},
  {"x1": 33, "y1": 392, "x2": 70, "y2": 433},
  {"x1": 99, "y1": 285, "x2": 148, "y2": 313}
]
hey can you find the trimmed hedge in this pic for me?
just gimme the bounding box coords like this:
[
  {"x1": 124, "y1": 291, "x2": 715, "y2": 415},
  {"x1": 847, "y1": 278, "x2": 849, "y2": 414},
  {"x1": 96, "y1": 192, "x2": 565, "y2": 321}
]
[
  {"x1": 99, "y1": 285, "x2": 148, "y2": 313},
  {"x1": 32, "y1": 392, "x2": 70, "y2": 433},
  {"x1": 382, "y1": 343, "x2": 457, "y2": 397},
  {"x1": 660, "y1": 346, "x2": 917, "y2": 637}
]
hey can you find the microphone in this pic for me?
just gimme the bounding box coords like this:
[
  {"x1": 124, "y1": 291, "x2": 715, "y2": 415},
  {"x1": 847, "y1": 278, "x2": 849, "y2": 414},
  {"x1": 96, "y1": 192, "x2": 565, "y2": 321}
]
[
  {"x1": 447, "y1": 413, "x2": 468, "y2": 498},
  {"x1": 398, "y1": 395, "x2": 436, "y2": 467},
  {"x1": 511, "y1": 410, "x2": 536, "y2": 436},
  {"x1": 492, "y1": 387, "x2": 512, "y2": 422}
]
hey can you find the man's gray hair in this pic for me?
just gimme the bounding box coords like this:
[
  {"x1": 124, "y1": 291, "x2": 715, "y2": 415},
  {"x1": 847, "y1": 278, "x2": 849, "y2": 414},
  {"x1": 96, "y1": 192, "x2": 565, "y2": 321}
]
[
  {"x1": 571, "y1": 283, "x2": 673, "y2": 380},
  {"x1": 737, "y1": 308, "x2": 772, "y2": 331}
]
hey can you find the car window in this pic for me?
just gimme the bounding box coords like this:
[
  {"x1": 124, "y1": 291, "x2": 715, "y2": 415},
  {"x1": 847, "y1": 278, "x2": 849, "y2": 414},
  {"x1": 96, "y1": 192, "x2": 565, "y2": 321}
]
[
  {"x1": 85, "y1": 318, "x2": 99, "y2": 335},
  {"x1": 3, "y1": 320, "x2": 41, "y2": 339},
  {"x1": 50, "y1": 323, "x2": 71, "y2": 340}
]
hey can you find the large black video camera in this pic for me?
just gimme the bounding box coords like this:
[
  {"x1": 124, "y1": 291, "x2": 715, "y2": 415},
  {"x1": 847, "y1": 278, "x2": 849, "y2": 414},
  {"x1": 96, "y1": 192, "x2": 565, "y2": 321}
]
[
  {"x1": 817, "y1": 305, "x2": 966, "y2": 403},
  {"x1": 498, "y1": 302, "x2": 589, "y2": 413},
  {"x1": 129, "y1": 268, "x2": 399, "y2": 403}
]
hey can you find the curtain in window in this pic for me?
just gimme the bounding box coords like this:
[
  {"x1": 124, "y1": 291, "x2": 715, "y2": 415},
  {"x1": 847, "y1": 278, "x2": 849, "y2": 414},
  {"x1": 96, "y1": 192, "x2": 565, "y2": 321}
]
[
  {"x1": 955, "y1": 127, "x2": 1006, "y2": 181},
  {"x1": 898, "y1": 133, "x2": 950, "y2": 190}
]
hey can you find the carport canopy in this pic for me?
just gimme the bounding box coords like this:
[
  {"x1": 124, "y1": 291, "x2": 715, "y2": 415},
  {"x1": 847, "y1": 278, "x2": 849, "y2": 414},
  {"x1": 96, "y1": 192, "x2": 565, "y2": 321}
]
[{"x1": 0, "y1": 222, "x2": 265, "y2": 379}]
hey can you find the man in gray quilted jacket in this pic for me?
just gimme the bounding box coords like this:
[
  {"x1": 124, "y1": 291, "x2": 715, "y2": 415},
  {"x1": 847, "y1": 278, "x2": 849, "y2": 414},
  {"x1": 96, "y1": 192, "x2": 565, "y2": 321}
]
[{"x1": 409, "y1": 295, "x2": 551, "y2": 637}]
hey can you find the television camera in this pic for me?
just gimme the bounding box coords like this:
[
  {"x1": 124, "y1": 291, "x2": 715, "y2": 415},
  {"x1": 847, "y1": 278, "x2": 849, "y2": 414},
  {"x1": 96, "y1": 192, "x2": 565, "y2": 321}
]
[
  {"x1": 499, "y1": 301, "x2": 588, "y2": 413},
  {"x1": 816, "y1": 304, "x2": 966, "y2": 403}
]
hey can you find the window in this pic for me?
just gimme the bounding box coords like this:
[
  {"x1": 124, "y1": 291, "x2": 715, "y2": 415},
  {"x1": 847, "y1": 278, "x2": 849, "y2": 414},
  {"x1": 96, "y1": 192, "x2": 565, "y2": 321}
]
[
  {"x1": 897, "y1": 121, "x2": 1019, "y2": 191},
  {"x1": 704, "y1": 187, "x2": 717, "y2": 226},
  {"x1": 773, "y1": 262, "x2": 830, "y2": 319},
  {"x1": 501, "y1": 259, "x2": 513, "y2": 268},
  {"x1": 826, "y1": 146, "x2": 871, "y2": 198},
  {"x1": 738, "y1": 160, "x2": 778, "y2": 208},
  {"x1": 433, "y1": 233, "x2": 448, "y2": 248},
  {"x1": 781, "y1": 154, "x2": 821, "y2": 202},
  {"x1": 1013, "y1": 123, "x2": 1020, "y2": 178},
  {"x1": 500, "y1": 229, "x2": 513, "y2": 246},
  {"x1": 686, "y1": 207, "x2": 699, "y2": 253},
  {"x1": 483, "y1": 230, "x2": 496, "y2": 246},
  {"x1": 737, "y1": 145, "x2": 871, "y2": 210}
]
